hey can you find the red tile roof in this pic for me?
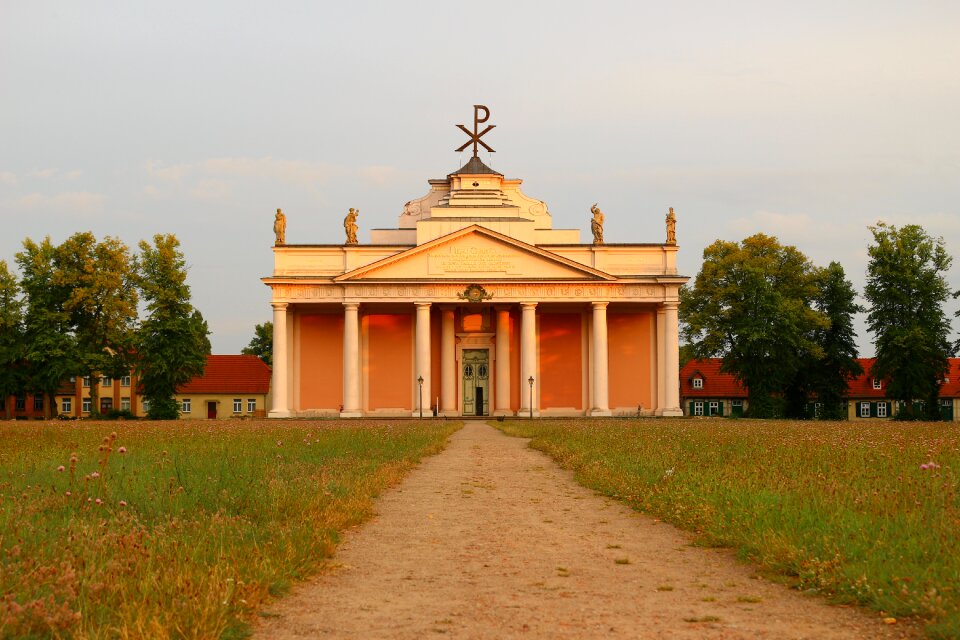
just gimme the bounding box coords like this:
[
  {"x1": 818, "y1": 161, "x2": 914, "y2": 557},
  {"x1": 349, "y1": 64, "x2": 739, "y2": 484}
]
[
  {"x1": 178, "y1": 355, "x2": 271, "y2": 394},
  {"x1": 680, "y1": 358, "x2": 747, "y2": 398},
  {"x1": 846, "y1": 358, "x2": 886, "y2": 399},
  {"x1": 943, "y1": 360, "x2": 960, "y2": 398}
]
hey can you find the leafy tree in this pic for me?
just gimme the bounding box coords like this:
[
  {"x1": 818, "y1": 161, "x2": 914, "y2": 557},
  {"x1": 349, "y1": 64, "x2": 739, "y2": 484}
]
[
  {"x1": 680, "y1": 233, "x2": 826, "y2": 418},
  {"x1": 135, "y1": 234, "x2": 211, "y2": 419},
  {"x1": 16, "y1": 238, "x2": 78, "y2": 418},
  {"x1": 865, "y1": 222, "x2": 954, "y2": 420},
  {"x1": 242, "y1": 321, "x2": 273, "y2": 366},
  {"x1": 54, "y1": 232, "x2": 139, "y2": 416},
  {"x1": 808, "y1": 262, "x2": 864, "y2": 419},
  {"x1": 0, "y1": 260, "x2": 24, "y2": 419}
]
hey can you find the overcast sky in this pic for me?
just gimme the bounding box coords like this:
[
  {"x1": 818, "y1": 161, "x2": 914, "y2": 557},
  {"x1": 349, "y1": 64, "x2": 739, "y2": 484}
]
[{"x1": 2, "y1": 1, "x2": 958, "y2": 354}]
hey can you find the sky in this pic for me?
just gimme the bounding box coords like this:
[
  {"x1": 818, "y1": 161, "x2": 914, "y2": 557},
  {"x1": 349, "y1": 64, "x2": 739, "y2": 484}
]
[{"x1": 2, "y1": 1, "x2": 958, "y2": 355}]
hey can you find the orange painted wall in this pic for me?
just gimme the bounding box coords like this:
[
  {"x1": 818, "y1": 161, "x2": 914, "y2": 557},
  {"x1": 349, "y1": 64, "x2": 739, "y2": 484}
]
[
  {"x1": 299, "y1": 314, "x2": 344, "y2": 410},
  {"x1": 430, "y1": 309, "x2": 441, "y2": 412},
  {"x1": 608, "y1": 311, "x2": 654, "y2": 410},
  {"x1": 510, "y1": 311, "x2": 521, "y2": 411},
  {"x1": 539, "y1": 313, "x2": 583, "y2": 410},
  {"x1": 367, "y1": 313, "x2": 412, "y2": 410}
]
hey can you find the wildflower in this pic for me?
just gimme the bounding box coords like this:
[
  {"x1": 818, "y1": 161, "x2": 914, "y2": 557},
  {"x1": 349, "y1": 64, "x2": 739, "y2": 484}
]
[
  {"x1": 90, "y1": 471, "x2": 101, "y2": 479},
  {"x1": 118, "y1": 446, "x2": 127, "y2": 454},
  {"x1": 95, "y1": 498, "x2": 103, "y2": 505},
  {"x1": 65, "y1": 491, "x2": 72, "y2": 497},
  {"x1": 57, "y1": 465, "x2": 65, "y2": 472},
  {"x1": 119, "y1": 500, "x2": 127, "y2": 507}
]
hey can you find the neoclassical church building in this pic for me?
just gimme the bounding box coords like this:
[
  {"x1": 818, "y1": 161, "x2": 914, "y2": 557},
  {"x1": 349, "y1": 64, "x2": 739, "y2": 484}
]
[{"x1": 263, "y1": 108, "x2": 686, "y2": 418}]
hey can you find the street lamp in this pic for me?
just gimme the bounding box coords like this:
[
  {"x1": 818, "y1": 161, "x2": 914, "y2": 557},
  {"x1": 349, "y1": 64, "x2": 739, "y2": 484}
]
[
  {"x1": 417, "y1": 375, "x2": 424, "y2": 419},
  {"x1": 528, "y1": 376, "x2": 534, "y2": 419}
]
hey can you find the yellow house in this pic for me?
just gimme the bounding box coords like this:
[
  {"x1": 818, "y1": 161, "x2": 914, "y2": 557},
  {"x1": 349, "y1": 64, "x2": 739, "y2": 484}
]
[{"x1": 174, "y1": 355, "x2": 272, "y2": 419}]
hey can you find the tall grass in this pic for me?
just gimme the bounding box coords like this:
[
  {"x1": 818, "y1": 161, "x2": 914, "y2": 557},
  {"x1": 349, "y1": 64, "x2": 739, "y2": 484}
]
[
  {"x1": 0, "y1": 419, "x2": 459, "y2": 639},
  {"x1": 498, "y1": 418, "x2": 960, "y2": 638}
]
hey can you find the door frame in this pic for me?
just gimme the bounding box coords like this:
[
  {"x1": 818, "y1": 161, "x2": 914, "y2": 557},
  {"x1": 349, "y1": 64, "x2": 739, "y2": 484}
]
[{"x1": 456, "y1": 333, "x2": 495, "y2": 417}]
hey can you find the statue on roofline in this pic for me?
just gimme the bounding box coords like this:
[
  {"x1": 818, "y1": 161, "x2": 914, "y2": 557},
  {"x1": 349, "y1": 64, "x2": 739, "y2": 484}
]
[
  {"x1": 344, "y1": 208, "x2": 359, "y2": 245},
  {"x1": 273, "y1": 208, "x2": 286, "y2": 245},
  {"x1": 666, "y1": 207, "x2": 676, "y2": 245},
  {"x1": 590, "y1": 203, "x2": 604, "y2": 245}
]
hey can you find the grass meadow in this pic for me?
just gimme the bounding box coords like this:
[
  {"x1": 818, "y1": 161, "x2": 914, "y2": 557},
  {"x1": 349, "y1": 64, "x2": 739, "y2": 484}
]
[
  {"x1": 0, "y1": 419, "x2": 459, "y2": 640},
  {"x1": 498, "y1": 418, "x2": 960, "y2": 639}
]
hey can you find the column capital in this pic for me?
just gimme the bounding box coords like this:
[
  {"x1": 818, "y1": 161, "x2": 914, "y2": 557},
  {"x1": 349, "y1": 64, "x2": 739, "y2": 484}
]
[
  {"x1": 415, "y1": 301, "x2": 432, "y2": 309},
  {"x1": 661, "y1": 301, "x2": 679, "y2": 310},
  {"x1": 591, "y1": 301, "x2": 610, "y2": 310},
  {"x1": 271, "y1": 302, "x2": 289, "y2": 311},
  {"x1": 520, "y1": 301, "x2": 538, "y2": 310},
  {"x1": 342, "y1": 301, "x2": 360, "y2": 310},
  {"x1": 494, "y1": 304, "x2": 512, "y2": 312}
]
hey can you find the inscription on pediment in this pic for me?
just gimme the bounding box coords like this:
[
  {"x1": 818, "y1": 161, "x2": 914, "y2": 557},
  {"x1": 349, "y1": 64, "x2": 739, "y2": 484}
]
[{"x1": 427, "y1": 246, "x2": 521, "y2": 275}]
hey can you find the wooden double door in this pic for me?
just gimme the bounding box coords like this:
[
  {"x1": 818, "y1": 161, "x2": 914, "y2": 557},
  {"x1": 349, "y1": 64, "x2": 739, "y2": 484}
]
[{"x1": 462, "y1": 349, "x2": 490, "y2": 416}]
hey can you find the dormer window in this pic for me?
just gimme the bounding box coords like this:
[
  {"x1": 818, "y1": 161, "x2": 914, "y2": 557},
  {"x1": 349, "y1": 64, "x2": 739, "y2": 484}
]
[
  {"x1": 692, "y1": 378, "x2": 703, "y2": 389},
  {"x1": 873, "y1": 378, "x2": 882, "y2": 390}
]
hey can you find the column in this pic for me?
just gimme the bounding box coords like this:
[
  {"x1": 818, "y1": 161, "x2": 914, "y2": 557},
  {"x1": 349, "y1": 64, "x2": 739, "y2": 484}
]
[
  {"x1": 656, "y1": 305, "x2": 667, "y2": 414},
  {"x1": 590, "y1": 302, "x2": 612, "y2": 417},
  {"x1": 520, "y1": 302, "x2": 538, "y2": 417},
  {"x1": 414, "y1": 302, "x2": 432, "y2": 417},
  {"x1": 340, "y1": 302, "x2": 362, "y2": 417},
  {"x1": 662, "y1": 302, "x2": 683, "y2": 416},
  {"x1": 440, "y1": 306, "x2": 456, "y2": 415},
  {"x1": 268, "y1": 302, "x2": 290, "y2": 418},
  {"x1": 494, "y1": 305, "x2": 511, "y2": 416}
]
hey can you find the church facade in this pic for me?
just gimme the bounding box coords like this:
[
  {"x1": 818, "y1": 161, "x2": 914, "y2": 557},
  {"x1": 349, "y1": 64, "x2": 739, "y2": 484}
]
[{"x1": 263, "y1": 110, "x2": 687, "y2": 418}]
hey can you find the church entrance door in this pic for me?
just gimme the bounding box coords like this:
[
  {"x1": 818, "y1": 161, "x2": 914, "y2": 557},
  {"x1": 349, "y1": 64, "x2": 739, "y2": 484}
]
[{"x1": 462, "y1": 349, "x2": 490, "y2": 416}]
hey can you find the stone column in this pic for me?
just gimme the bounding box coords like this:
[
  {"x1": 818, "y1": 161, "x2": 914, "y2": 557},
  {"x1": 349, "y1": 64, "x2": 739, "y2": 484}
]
[
  {"x1": 662, "y1": 301, "x2": 683, "y2": 416},
  {"x1": 520, "y1": 302, "x2": 538, "y2": 417},
  {"x1": 494, "y1": 305, "x2": 511, "y2": 416},
  {"x1": 590, "y1": 302, "x2": 612, "y2": 417},
  {"x1": 656, "y1": 305, "x2": 667, "y2": 415},
  {"x1": 414, "y1": 302, "x2": 432, "y2": 417},
  {"x1": 268, "y1": 302, "x2": 290, "y2": 418},
  {"x1": 340, "y1": 302, "x2": 362, "y2": 418},
  {"x1": 440, "y1": 306, "x2": 456, "y2": 416}
]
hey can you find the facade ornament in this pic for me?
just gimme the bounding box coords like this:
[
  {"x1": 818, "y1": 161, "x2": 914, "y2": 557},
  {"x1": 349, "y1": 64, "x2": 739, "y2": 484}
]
[
  {"x1": 665, "y1": 207, "x2": 677, "y2": 245},
  {"x1": 590, "y1": 203, "x2": 605, "y2": 245},
  {"x1": 273, "y1": 208, "x2": 286, "y2": 245},
  {"x1": 457, "y1": 284, "x2": 493, "y2": 303},
  {"x1": 455, "y1": 105, "x2": 495, "y2": 157},
  {"x1": 344, "y1": 208, "x2": 359, "y2": 245}
]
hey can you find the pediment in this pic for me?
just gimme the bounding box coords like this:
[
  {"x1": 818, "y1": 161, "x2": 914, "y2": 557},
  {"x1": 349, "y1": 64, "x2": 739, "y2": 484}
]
[{"x1": 335, "y1": 225, "x2": 614, "y2": 282}]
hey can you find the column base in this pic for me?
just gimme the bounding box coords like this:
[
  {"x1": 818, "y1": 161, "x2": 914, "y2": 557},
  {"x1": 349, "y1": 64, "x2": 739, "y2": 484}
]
[
  {"x1": 268, "y1": 410, "x2": 291, "y2": 418},
  {"x1": 658, "y1": 408, "x2": 684, "y2": 417},
  {"x1": 518, "y1": 409, "x2": 541, "y2": 418},
  {"x1": 589, "y1": 409, "x2": 613, "y2": 417},
  {"x1": 440, "y1": 409, "x2": 459, "y2": 417},
  {"x1": 339, "y1": 411, "x2": 363, "y2": 418},
  {"x1": 410, "y1": 411, "x2": 435, "y2": 418},
  {"x1": 493, "y1": 409, "x2": 513, "y2": 417}
]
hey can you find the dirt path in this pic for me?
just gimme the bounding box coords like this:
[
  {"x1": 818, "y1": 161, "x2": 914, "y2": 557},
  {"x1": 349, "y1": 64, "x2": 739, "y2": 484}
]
[{"x1": 255, "y1": 421, "x2": 919, "y2": 639}]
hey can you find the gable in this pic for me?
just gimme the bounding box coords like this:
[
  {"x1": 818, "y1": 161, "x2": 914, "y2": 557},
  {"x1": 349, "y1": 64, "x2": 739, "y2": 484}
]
[{"x1": 336, "y1": 226, "x2": 614, "y2": 281}]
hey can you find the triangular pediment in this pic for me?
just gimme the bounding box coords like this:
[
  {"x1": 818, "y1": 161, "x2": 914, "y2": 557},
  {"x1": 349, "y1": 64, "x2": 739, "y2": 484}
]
[{"x1": 335, "y1": 226, "x2": 615, "y2": 282}]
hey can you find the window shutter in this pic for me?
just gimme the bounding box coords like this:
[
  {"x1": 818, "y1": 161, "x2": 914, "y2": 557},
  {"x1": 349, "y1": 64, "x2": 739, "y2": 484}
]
[
  {"x1": 870, "y1": 402, "x2": 877, "y2": 417},
  {"x1": 718, "y1": 401, "x2": 724, "y2": 416}
]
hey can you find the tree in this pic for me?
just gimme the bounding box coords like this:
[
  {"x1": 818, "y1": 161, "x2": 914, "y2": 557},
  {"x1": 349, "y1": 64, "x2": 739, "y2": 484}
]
[
  {"x1": 680, "y1": 234, "x2": 827, "y2": 418},
  {"x1": 0, "y1": 260, "x2": 24, "y2": 419},
  {"x1": 242, "y1": 321, "x2": 273, "y2": 366},
  {"x1": 54, "y1": 232, "x2": 139, "y2": 416},
  {"x1": 16, "y1": 238, "x2": 78, "y2": 419},
  {"x1": 135, "y1": 234, "x2": 211, "y2": 419},
  {"x1": 808, "y1": 262, "x2": 864, "y2": 419},
  {"x1": 865, "y1": 222, "x2": 954, "y2": 420}
]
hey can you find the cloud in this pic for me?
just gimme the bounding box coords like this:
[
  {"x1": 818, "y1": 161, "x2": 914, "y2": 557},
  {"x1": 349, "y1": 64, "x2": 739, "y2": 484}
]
[
  {"x1": 359, "y1": 164, "x2": 401, "y2": 185},
  {"x1": 145, "y1": 160, "x2": 192, "y2": 183},
  {"x1": 202, "y1": 156, "x2": 337, "y2": 187},
  {"x1": 14, "y1": 191, "x2": 107, "y2": 214},
  {"x1": 189, "y1": 179, "x2": 232, "y2": 202},
  {"x1": 0, "y1": 171, "x2": 16, "y2": 186}
]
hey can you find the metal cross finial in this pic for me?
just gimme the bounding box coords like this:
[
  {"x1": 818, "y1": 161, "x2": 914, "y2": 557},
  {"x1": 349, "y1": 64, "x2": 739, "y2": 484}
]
[{"x1": 456, "y1": 105, "x2": 495, "y2": 157}]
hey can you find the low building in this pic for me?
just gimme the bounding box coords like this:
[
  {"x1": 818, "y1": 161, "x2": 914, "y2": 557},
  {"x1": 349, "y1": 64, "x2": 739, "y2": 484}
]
[
  {"x1": 679, "y1": 358, "x2": 748, "y2": 417},
  {"x1": 174, "y1": 355, "x2": 272, "y2": 419},
  {"x1": 848, "y1": 358, "x2": 959, "y2": 421}
]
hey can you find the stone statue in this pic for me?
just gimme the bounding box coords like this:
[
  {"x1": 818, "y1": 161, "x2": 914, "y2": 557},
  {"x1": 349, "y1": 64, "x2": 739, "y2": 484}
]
[
  {"x1": 344, "y1": 208, "x2": 359, "y2": 245},
  {"x1": 590, "y1": 203, "x2": 604, "y2": 245},
  {"x1": 666, "y1": 207, "x2": 676, "y2": 245},
  {"x1": 273, "y1": 208, "x2": 286, "y2": 245}
]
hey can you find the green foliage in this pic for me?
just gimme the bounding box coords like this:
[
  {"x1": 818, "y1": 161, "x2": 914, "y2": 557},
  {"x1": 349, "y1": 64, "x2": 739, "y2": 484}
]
[
  {"x1": 0, "y1": 260, "x2": 24, "y2": 417},
  {"x1": 135, "y1": 234, "x2": 211, "y2": 419},
  {"x1": 680, "y1": 234, "x2": 827, "y2": 417},
  {"x1": 241, "y1": 321, "x2": 273, "y2": 366},
  {"x1": 865, "y1": 223, "x2": 954, "y2": 420},
  {"x1": 0, "y1": 419, "x2": 457, "y2": 638},
  {"x1": 499, "y1": 418, "x2": 960, "y2": 637}
]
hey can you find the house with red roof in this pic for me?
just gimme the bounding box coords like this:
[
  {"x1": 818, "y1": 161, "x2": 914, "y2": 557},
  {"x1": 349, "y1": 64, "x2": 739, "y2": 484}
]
[
  {"x1": 679, "y1": 358, "x2": 748, "y2": 417},
  {"x1": 173, "y1": 355, "x2": 272, "y2": 419},
  {"x1": 847, "y1": 358, "x2": 958, "y2": 421}
]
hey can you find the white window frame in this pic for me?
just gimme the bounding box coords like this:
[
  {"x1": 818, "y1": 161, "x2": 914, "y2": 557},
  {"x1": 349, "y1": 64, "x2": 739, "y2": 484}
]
[
  {"x1": 61, "y1": 397, "x2": 72, "y2": 413},
  {"x1": 102, "y1": 376, "x2": 112, "y2": 388},
  {"x1": 181, "y1": 398, "x2": 191, "y2": 413},
  {"x1": 877, "y1": 402, "x2": 887, "y2": 418},
  {"x1": 121, "y1": 375, "x2": 131, "y2": 387},
  {"x1": 247, "y1": 398, "x2": 257, "y2": 413},
  {"x1": 233, "y1": 398, "x2": 242, "y2": 413},
  {"x1": 82, "y1": 376, "x2": 91, "y2": 387},
  {"x1": 709, "y1": 401, "x2": 719, "y2": 416},
  {"x1": 692, "y1": 378, "x2": 704, "y2": 389},
  {"x1": 860, "y1": 401, "x2": 870, "y2": 418},
  {"x1": 873, "y1": 378, "x2": 882, "y2": 390},
  {"x1": 693, "y1": 401, "x2": 704, "y2": 416},
  {"x1": 120, "y1": 397, "x2": 131, "y2": 411},
  {"x1": 732, "y1": 400, "x2": 743, "y2": 407},
  {"x1": 82, "y1": 398, "x2": 92, "y2": 413}
]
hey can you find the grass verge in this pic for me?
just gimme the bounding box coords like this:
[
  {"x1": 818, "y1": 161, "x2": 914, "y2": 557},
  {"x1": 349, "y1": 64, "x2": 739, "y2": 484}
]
[
  {"x1": 0, "y1": 419, "x2": 459, "y2": 639},
  {"x1": 497, "y1": 418, "x2": 959, "y2": 638}
]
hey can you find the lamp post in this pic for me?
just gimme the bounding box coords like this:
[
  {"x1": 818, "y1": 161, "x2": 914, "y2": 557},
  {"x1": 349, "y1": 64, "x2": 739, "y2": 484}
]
[
  {"x1": 528, "y1": 376, "x2": 534, "y2": 419},
  {"x1": 417, "y1": 375, "x2": 424, "y2": 419}
]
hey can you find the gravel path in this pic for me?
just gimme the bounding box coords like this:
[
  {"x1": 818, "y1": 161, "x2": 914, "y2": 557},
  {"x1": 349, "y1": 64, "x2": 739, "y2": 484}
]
[{"x1": 254, "y1": 421, "x2": 919, "y2": 639}]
